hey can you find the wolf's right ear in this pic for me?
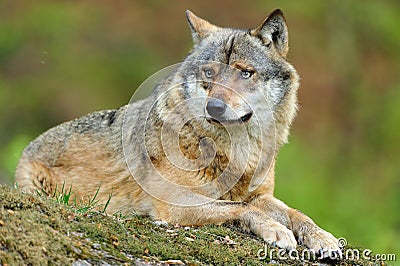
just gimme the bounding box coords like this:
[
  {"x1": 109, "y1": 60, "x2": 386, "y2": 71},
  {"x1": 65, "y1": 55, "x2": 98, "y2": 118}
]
[
  {"x1": 186, "y1": 10, "x2": 220, "y2": 45},
  {"x1": 251, "y1": 9, "x2": 289, "y2": 57}
]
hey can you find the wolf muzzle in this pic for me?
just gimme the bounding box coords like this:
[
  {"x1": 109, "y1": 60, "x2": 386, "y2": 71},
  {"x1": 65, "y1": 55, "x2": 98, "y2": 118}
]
[{"x1": 205, "y1": 97, "x2": 253, "y2": 125}]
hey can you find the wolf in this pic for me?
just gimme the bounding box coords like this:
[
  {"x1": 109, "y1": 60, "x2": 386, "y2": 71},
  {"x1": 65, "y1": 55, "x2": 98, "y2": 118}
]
[{"x1": 16, "y1": 9, "x2": 342, "y2": 257}]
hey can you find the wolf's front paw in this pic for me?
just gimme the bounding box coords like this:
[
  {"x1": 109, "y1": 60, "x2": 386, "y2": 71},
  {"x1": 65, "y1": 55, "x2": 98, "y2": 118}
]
[
  {"x1": 260, "y1": 221, "x2": 297, "y2": 250},
  {"x1": 300, "y1": 228, "x2": 342, "y2": 259}
]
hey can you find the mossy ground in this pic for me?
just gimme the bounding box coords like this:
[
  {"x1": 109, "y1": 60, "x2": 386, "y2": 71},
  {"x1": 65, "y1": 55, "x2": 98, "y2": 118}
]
[{"x1": 0, "y1": 185, "x2": 384, "y2": 265}]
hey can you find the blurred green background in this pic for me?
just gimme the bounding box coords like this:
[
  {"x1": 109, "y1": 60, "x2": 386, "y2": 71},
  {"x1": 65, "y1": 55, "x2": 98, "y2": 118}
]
[{"x1": 0, "y1": 0, "x2": 399, "y2": 258}]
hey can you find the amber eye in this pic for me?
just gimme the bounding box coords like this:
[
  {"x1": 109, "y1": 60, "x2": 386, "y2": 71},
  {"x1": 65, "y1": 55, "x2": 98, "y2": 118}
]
[
  {"x1": 241, "y1": 70, "x2": 254, "y2": 79},
  {"x1": 204, "y1": 69, "x2": 213, "y2": 79}
]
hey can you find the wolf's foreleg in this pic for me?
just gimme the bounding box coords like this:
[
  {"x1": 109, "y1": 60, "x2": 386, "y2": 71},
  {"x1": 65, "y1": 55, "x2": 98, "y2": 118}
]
[
  {"x1": 156, "y1": 196, "x2": 296, "y2": 250},
  {"x1": 250, "y1": 195, "x2": 342, "y2": 257}
]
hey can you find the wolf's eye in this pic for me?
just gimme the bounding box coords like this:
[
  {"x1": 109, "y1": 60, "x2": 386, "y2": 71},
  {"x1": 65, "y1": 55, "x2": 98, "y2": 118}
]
[
  {"x1": 204, "y1": 69, "x2": 213, "y2": 79},
  {"x1": 241, "y1": 70, "x2": 254, "y2": 79}
]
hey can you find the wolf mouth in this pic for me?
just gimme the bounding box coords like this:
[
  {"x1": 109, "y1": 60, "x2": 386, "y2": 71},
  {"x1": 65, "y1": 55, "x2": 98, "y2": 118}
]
[{"x1": 206, "y1": 112, "x2": 253, "y2": 125}]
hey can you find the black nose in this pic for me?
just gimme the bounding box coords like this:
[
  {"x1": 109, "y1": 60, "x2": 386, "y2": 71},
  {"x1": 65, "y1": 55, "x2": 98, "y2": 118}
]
[{"x1": 206, "y1": 98, "x2": 227, "y2": 119}]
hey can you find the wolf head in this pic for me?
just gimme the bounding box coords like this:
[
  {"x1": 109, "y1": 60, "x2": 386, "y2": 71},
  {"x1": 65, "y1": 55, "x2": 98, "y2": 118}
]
[{"x1": 156, "y1": 10, "x2": 299, "y2": 148}]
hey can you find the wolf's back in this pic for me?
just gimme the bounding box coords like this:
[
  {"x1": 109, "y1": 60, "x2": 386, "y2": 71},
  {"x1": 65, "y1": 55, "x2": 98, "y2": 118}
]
[{"x1": 15, "y1": 106, "x2": 129, "y2": 196}]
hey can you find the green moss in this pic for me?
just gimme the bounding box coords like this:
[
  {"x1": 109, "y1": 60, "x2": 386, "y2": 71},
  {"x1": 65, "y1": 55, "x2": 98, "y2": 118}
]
[{"x1": 0, "y1": 185, "x2": 385, "y2": 265}]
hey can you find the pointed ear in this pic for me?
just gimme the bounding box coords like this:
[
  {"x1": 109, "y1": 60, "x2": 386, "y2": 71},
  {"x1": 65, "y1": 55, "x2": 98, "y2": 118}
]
[
  {"x1": 186, "y1": 10, "x2": 220, "y2": 45},
  {"x1": 251, "y1": 9, "x2": 289, "y2": 57}
]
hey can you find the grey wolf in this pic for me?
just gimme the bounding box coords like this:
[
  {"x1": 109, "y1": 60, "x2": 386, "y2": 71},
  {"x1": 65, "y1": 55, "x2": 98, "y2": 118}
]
[{"x1": 16, "y1": 9, "x2": 342, "y2": 257}]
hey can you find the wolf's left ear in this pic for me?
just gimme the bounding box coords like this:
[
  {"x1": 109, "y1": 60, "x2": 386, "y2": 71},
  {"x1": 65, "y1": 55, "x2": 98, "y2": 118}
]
[
  {"x1": 251, "y1": 9, "x2": 289, "y2": 57},
  {"x1": 186, "y1": 10, "x2": 220, "y2": 45}
]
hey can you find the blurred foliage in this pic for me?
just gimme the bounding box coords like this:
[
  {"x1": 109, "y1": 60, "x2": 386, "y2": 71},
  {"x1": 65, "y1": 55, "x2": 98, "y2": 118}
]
[{"x1": 0, "y1": 0, "x2": 398, "y2": 257}]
